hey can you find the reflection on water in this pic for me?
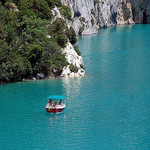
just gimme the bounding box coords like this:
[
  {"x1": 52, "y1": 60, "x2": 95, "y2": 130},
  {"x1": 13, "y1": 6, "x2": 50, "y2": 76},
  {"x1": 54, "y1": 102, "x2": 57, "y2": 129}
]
[
  {"x1": 48, "y1": 113, "x2": 66, "y2": 127},
  {"x1": 62, "y1": 77, "x2": 82, "y2": 99}
]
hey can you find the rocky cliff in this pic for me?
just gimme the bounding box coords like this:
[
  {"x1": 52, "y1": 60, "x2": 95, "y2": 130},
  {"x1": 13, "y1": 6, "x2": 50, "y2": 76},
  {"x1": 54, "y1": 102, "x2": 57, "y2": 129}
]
[
  {"x1": 51, "y1": 6, "x2": 85, "y2": 77},
  {"x1": 61, "y1": 42, "x2": 85, "y2": 77},
  {"x1": 61, "y1": 0, "x2": 150, "y2": 35}
]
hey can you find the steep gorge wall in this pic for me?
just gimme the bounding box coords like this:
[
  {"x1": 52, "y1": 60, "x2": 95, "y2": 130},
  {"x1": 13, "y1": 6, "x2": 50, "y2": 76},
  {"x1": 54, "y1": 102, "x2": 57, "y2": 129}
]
[
  {"x1": 131, "y1": 0, "x2": 150, "y2": 23},
  {"x1": 61, "y1": 0, "x2": 150, "y2": 35}
]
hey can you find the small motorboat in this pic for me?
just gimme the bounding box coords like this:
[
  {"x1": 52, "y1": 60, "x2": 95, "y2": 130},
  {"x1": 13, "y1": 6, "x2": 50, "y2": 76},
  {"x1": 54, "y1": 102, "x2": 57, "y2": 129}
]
[{"x1": 46, "y1": 95, "x2": 66, "y2": 113}]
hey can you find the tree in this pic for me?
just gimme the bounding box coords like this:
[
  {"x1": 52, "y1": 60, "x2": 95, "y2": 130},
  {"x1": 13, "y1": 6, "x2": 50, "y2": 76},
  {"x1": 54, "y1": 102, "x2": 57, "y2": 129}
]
[
  {"x1": 66, "y1": 27, "x2": 77, "y2": 45},
  {"x1": 0, "y1": 54, "x2": 32, "y2": 82},
  {"x1": 0, "y1": 0, "x2": 82, "y2": 82},
  {"x1": 55, "y1": 34, "x2": 68, "y2": 48}
]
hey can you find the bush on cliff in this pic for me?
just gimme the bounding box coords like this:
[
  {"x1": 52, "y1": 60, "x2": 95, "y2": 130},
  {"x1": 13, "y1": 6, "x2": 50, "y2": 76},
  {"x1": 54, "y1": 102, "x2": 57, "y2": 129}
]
[
  {"x1": 73, "y1": 45, "x2": 81, "y2": 56},
  {"x1": 69, "y1": 64, "x2": 78, "y2": 73},
  {"x1": 55, "y1": 34, "x2": 68, "y2": 48},
  {"x1": 14, "y1": 0, "x2": 52, "y2": 19},
  {"x1": 46, "y1": 0, "x2": 62, "y2": 8},
  {"x1": 66, "y1": 27, "x2": 77, "y2": 45},
  {"x1": 60, "y1": 5, "x2": 72, "y2": 20}
]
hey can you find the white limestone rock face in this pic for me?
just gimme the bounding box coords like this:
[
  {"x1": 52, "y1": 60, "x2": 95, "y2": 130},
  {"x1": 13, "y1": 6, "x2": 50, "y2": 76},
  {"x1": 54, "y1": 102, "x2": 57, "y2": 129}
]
[
  {"x1": 61, "y1": 0, "x2": 135, "y2": 35},
  {"x1": 61, "y1": 42, "x2": 85, "y2": 77},
  {"x1": 50, "y1": 6, "x2": 85, "y2": 78},
  {"x1": 61, "y1": 0, "x2": 99, "y2": 35},
  {"x1": 117, "y1": 0, "x2": 134, "y2": 25},
  {"x1": 61, "y1": 0, "x2": 150, "y2": 35},
  {"x1": 51, "y1": 6, "x2": 62, "y2": 21},
  {"x1": 51, "y1": 6, "x2": 73, "y2": 28}
]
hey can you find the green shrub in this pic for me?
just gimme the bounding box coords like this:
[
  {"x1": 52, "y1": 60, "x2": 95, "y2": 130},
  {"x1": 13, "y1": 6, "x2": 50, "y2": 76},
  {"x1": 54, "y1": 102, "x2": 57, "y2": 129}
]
[
  {"x1": 0, "y1": 54, "x2": 32, "y2": 82},
  {"x1": 49, "y1": 19, "x2": 77, "y2": 45},
  {"x1": 54, "y1": 0, "x2": 62, "y2": 7},
  {"x1": 41, "y1": 40, "x2": 68, "y2": 75},
  {"x1": 60, "y1": 5, "x2": 72, "y2": 20},
  {"x1": 51, "y1": 52, "x2": 68, "y2": 70},
  {"x1": 46, "y1": 0, "x2": 62, "y2": 8},
  {"x1": 74, "y1": 45, "x2": 81, "y2": 56},
  {"x1": 80, "y1": 64, "x2": 85, "y2": 70},
  {"x1": 45, "y1": 0, "x2": 55, "y2": 8},
  {"x1": 91, "y1": 18, "x2": 94, "y2": 26},
  {"x1": 69, "y1": 64, "x2": 78, "y2": 73},
  {"x1": 17, "y1": 0, "x2": 52, "y2": 20},
  {"x1": 79, "y1": 27, "x2": 84, "y2": 35},
  {"x1": 52, "y1": 18, "x2": 65, "y2": 33},
  {"x1": 66, "y1": 27, "x2": 77, "y2": 45},
  {"x1": 55, "y1": 34, "x2": 68, "y2": 48}
]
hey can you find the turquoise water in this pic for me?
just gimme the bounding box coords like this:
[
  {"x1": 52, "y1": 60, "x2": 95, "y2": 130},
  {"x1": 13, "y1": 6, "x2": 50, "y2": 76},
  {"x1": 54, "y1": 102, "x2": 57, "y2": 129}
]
[{"x1": 1, "y1": 24, "x2": 150, "y2": 149}]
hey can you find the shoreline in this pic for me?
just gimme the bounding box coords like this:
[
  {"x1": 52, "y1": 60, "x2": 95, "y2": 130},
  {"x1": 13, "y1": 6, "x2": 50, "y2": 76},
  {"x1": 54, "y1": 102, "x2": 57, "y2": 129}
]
[
  {"x1": 1, "y1": 23, "x2": 149, "y2": 84},
  {"x1": 79, "y1": 23, "x2": 150, "y2": 37},
  {"x1": 0, "y1": 73, "x2": 86, "y2": 85}
]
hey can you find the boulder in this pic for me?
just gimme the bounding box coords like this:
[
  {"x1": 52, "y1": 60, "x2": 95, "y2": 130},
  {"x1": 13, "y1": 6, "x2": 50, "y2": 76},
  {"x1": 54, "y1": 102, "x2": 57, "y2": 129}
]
[{"x1": 37, "y1": 73, "x2": 44, "y2": 79}]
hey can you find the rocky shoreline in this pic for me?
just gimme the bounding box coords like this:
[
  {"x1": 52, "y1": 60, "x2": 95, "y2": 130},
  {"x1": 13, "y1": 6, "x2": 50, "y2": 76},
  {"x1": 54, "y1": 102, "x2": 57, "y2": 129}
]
[{"x1": 1, "y1": 0, "x2": 150, "y2": 83}]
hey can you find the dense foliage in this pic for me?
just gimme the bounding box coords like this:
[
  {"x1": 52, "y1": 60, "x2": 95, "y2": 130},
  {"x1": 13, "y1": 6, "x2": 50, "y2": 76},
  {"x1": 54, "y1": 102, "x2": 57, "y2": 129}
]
[
  {"x1": 69, "y1": 64, "x2": 78, "y2": 73},
  {"x1": 0, "y1": 0, "x2": 78, "y2": 82},
  {"x1": 59, "y1": 5, "x2": 72, "y2": 21}
]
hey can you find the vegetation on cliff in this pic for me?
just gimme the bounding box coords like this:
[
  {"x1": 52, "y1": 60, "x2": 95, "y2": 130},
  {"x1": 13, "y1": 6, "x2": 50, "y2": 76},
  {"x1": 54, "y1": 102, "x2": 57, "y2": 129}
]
[{"x1": 0, "y1": 0, "x2": 78, "y2": 82}]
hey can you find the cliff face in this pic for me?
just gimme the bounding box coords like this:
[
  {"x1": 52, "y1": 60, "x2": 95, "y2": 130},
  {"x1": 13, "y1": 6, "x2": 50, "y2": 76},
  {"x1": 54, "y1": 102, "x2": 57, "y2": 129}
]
[
  {"x1": 61, "y1": 0, "x2": 99, "y2": 35},
  {"x1": 51, "y1": 6, "x2": 85, "y2": 77},
  {"x1": 61, "y1": 0, "x2": 150, "y2": 35},
  {"x1": 147, "y1": 2, "x2": 150, "y2": 22},
  {"x1": 61, "y1": 42, "x2": 85, "y2": 77},
  {"x1": 131, "y1": 0, "x2": 150, "y2": 23}
]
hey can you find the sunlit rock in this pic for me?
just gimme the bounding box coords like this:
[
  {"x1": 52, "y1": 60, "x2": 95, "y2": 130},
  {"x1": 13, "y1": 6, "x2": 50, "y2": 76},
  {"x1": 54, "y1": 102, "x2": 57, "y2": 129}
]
[{"x1": 61, "y1": 42, "x2": 85, "y2": 77}]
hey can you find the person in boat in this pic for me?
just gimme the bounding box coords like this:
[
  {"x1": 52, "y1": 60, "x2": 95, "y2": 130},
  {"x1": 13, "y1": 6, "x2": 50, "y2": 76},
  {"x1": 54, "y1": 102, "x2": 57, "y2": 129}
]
[
  {"x1": 59, "y1": 99, "x2": 63, "y2": 105},
  {"x1": 54, "y1": 101, "x2": 57, "y2": 107},
  {"x1": 49, "y1": 99, "x2": 54, "y2": 107}
]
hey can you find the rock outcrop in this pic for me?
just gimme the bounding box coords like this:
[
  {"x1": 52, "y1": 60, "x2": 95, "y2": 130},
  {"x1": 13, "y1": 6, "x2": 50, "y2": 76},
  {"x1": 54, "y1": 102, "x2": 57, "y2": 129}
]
[
  {"x1": 61, "y1": 0, "x2": 150, "y2": 35},
  {"x1": 147, "y1": 2, "x2": 150, "y2": 22},
  {"x1": 61, "y1": 42, "x2": 85, "y2": 77},
  {"x1": 51, "y1": 6, "x2": 85, "y2": 78},
  {"x1": 117, "y1": 0, "x2": 134, "y2": 25},
  {"x1": 62, "y1": 0, "x2": 99, "y2": 35},
  {"x1": 131, "y1": 0, "x2": 150, "y2": 23}
]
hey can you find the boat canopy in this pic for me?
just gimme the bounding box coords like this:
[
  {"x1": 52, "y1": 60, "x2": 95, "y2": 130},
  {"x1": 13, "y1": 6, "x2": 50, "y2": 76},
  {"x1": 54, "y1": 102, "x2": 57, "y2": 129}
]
[{"x1": 48, "y1": 95, "x2": 65, "y2": 100}]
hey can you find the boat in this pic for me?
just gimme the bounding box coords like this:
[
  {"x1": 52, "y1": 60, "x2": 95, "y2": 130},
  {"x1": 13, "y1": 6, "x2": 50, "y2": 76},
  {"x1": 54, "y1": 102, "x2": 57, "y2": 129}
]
[{"x1": 46, "y1": 95, "x2": 66, "y2": 113}]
